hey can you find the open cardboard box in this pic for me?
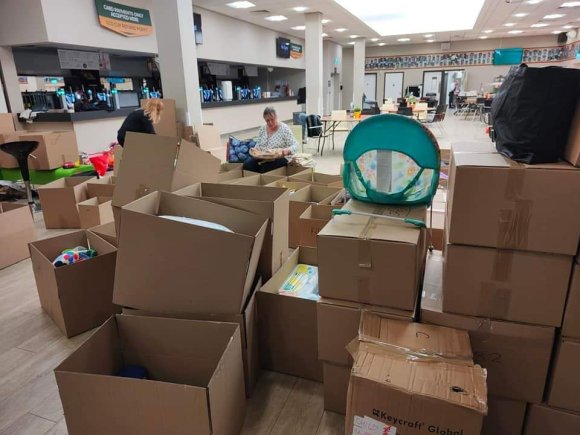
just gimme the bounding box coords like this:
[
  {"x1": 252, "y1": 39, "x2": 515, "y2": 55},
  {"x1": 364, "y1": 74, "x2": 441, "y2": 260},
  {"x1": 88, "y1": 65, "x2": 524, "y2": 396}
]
[
  {"x1": 257, "y1": 247, "x2": 322, "y2": 381},
  {"x1": 224, "y1": 173, "x2": 286, "y2": 186},
  {"x1": 55, "y1": 315, "x2": 246, "y2": 435},
  {"x1": 298, "y1": 204, "x2": 342, "y2": 248},
  {"x1": 563, "y1": 261, "x2": 580, "y2": 340},
  {"x1": 264, "y1": 165, "x2": 313, "y2": 177},
  {"x1": 114, "y1": 191, "x2": 267, "y2": 314},
  {"x1": 174, "y1": 182, "x2": 289, "y2": 280},
  {"x1": 38, "y1": 176, "x2": 95, "y2": 229},
  {"x1": 78, "y1": 197, "x2": 114, "y2": 229},
  {"x1": 0, "y1": 202, "x2": 35, "y2": 269},
  {"x1": 524, "y1": 404, "x2": 580, "y2": 435},
  {"x1": 29, "y1": 230, "x2": 119, "y2": 337},
  {"x1": 289, "y1": 171, "x2": 343, "y2": 188},
  {"x1": 88, "y1": 221, "x2": 117, "y2": 247},
  {"x1": 87, "y1": 174, "x2": 116, "y2": 198}
]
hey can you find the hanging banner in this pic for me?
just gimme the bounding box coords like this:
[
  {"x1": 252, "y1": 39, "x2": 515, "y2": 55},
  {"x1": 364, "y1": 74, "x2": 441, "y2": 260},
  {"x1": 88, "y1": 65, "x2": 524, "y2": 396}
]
[
  {"x1": 290, "y1": 43, "x2": 303, "y2": 59},
  {"x1": 95, "y1": 0, "x2": 153, "y2": 37}
]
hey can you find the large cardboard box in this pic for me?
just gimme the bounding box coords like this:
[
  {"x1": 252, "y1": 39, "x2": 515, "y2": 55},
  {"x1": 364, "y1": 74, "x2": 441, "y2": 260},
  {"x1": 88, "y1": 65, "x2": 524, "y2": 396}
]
[
  {"x1": 298, "y1": 204, "x2": 341, "y2": 248},
  {"x1": 317, "y1": 298, "x2": 414, "y2": 366},
  {"x1": 141, "y1": 98, "x2": 177, "y2": 138},
  {"x1": 1, "y1": 131, "x2": 79, "y2": 170},
  {"x1": 289, "y1": 171, "x2": 343, "y2": 187},
  {"x1": 524, "y1": 404, "x2": 580, "y2": 435},
  {"x1": 225, "y1": 173, "x2": 285, "y2": 186},
  {"x1": 55, "y1": 315, "x2": 246, "y2": 435},
  {"x1": 217, "y1": 162, "x2": 243, "y2": 182},
  {"x1": 323, "y1": 362, "x2": 351, "y2": 415},
  {"x1": 346, "y1": 314, "x2": 487, "y2": 435},
  {"x1": 86, "y1": 174, "x2": 116, "y2": 198},
  {"x1": 122, "y1": 282, "x2": 260, "y2": 397},
  {"x1": 482, "y1": 397, "x2": 527, "y2": 435},
  {"x1": 0, "y1": 202, "x2": 35, "y2": 269},
  {"x1": 38, "y1": 176, "x2": 94, "y2": 229},
  {"x1": 548, "y1": 338, "x2": 580, "y2": 413},
  {"x1": 78, "y1": 197, "x2": 114, "y2": 229},
  {"x1": 174, "y1": 182, "x2": 289, "y2": 280},
  {"x1": 318, "y1": 200, "x2": 427, "y2": 311},
  {"x1": 422, "y1": 271, "x2": 555, "y2": 402},
  {"x1": 563, "y1": 261, "x2": 580, "y2": 340},
  {"x1": 443, "y1": 243, "x2": 572, "y2": 326},
  {"x1": 0, "y1": 112, "x2": 15, "y2": 132},
  {"x1": 88, "y1": 221, "x2": 117, "y2": 247},
  {"x1": 265, "y1": 165, "x2": 313, "y2": 177},
  {"x1": 113, "y1": 192, "x2": 267, "y2": 314},
  {"x1": 565, "y1": 104, "x2": 580, "y2": 167},
  {"x1": 257, "y1": 247, "x2": 322, "y2": 381},
  {"x1": 29, "y1": 231, "x2": 119, "y2": 337},
  {"x1": 447, "y1": 146, "x2": 580, "y2": 255}
]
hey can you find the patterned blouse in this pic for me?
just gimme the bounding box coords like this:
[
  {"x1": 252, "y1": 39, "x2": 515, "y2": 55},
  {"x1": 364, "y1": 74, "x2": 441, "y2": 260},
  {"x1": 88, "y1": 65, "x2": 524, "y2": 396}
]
[{"x1": 255, "y1": 122, "x2": 298, "y2": 155}]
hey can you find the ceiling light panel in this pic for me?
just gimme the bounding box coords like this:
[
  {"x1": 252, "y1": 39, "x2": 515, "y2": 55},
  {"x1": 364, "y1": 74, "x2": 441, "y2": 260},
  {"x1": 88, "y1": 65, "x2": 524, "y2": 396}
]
[
  {"x1": 370, "y1": 38, "x2": 379, "y2": 41},
  {"x1": 397, "y1": 37, "x2": 410, "y2": 41},
  {"x1": 504, "y1": 23, "x2": 516, "y2": 27},
  {"x1": 483, "y1": 29, "x2": 494, "y2": 33},
  {"x1": 226, "y1": 1, "x2": 255, "y2": 8},
  {"x1": 544, "y1": 14, "x2": 566, "y2": 19},
  {"x1": 508, "y1": 30, "x2": 524, "y2": 34},
  {"x1": 531, "y1": 23, "x2": 549, "y2": 27},
  {"x1": 321, "y1": 19, "x2": 331, "y2": 24},
  {"x1": 265, "y1": 15, "x2": 287, "y2": 21},
  {"x1": 335, "y1": 28, "x2": 348, "y2": 32},
  {"x1": 514, "y1": 13, "x2": 528, "y2": 18},
  {"x1": 292, "y1": 6, "x2": 308, "y2": 12},
  {"x1": 560, "y1": 2, "x2": 580, "y2": 7},
  {"x1": 291, "y1": 25, "x2": 306, "y2": 30},
  {"x1": 378, "y1": 42, "x2": 386, "y2": 46}
]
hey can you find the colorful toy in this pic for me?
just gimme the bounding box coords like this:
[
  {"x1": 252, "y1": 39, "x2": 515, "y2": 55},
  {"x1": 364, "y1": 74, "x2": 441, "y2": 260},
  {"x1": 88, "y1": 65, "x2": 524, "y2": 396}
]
[{"x1": 52, "y1": 246, "x2": 98, "y2": 267}]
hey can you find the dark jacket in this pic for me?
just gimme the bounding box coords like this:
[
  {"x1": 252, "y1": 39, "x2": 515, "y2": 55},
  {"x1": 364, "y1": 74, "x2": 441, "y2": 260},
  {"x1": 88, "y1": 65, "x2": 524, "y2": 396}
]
[{"x1": 117, "y1": 109, "x2": 155, "y2": 146}]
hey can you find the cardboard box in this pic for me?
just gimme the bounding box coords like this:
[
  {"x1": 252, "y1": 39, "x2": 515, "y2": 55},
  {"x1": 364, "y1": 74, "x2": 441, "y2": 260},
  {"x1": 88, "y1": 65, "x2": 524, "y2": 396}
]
[
  {"x1": 548, "y1": 339, "x2": 580, "y2": 413},
  {"x1": 111, "y1": 132, "x2": 221, "y2": 208},
  {"x1": 524, "y1": 404, "x2": 580, "y2": 435},
  {"x1": 224, "y1": 173, "x2": 285, "y2": 186},
  {"x1": 0, "y1": 133, "x2": 21, "y2": 168},
  {"x1": 346, "y1": 314, "x2": 487, "y2": 435},
  {"x1": 0, "y1": 202, "x2": 35, "y2": 269},
  {"x1": 195, "y1": 123, "x2": 223, "y2": 153},
  {"x1": 482, "y1": 397, "x2": 526, "y2": 435},
  {"x1": 0, "y1": 113, "x2": 15, "y2": 132},
  {"x1": 323, "y1": 362, "x2": 351, "y2": 415},
  {"x1": 266, "y1": 165, "x2": 313, "y2": 177},
  {"x1": 113, "y1": 191, "x2": 267, "y2": 314},
  {"x1": 317, "y1": 298, "x2": 414, "y2": 366},
  {"x1": 565, "y1": 104, "x2": 580, "y2": 167},
  {"x1": 141, "y1": 98, "x2": 177, "y2": 138},
  {"x1": 318, "y1": 200, "x2": 427, "y2": 311},
  {"x1": 14, "y1": 131, "x2": 79, "y2": 170},
  {"x1": 121, "y1": 282, "x2": 260, "y2": 397},
  {"x1": 174, "y1": 182, "x2": 289, "y2": 280},
  {"x1": 257, "y1": 247, "x2": 322, "y2": 381},
  {"x1": 442, "y1": 243, "x2": 572, "y2": 326},
  {"x1": 298, "y1": 204, "x2": 340, "y2": 248},
  {"x1": 216, "y1": 162, "x2": 242, "y2": 181},
  {"x1": 563, "y1": 262, "x2": 580, "y2": 340},
  {"x1": 78, "y1": 197, "x2": 114, "y2": 229},
  {"x1": 55, "y1": 315, "x2": 246, "y2": 435},
  {"x1": 447, "y1": 146, "x2": 580, "y2": 255},
  {"x1": 288, "y1": 171, "x2": 343, "y2": 187},
  {"x1": 29, "y1": 231, "x2": 119, "y2": 337},
  {"x1": 38, "y1": 176, "x2": 94, "y2": 229},
  {"x1": 422, "y1": 268, "x2": 555, "y2": 402},
  {"x1": 88, "y1": 221, "x2": 117, "y2": 247},
  {"x1": 86, "y1": 174, "x2": 116, "y2": 198}
]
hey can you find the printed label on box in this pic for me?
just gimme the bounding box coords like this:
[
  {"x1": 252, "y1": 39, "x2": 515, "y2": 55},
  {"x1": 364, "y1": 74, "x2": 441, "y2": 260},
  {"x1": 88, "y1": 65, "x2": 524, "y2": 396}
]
[{"x1": 353, "y1": 416, "x2": 397, "y2": 435}]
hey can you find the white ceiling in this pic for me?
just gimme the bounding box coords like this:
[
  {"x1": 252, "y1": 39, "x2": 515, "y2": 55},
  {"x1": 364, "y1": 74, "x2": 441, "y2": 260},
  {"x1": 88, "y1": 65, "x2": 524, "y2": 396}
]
[{"x1": 194, "y1": 0, "x2": 580, "y2": 46}]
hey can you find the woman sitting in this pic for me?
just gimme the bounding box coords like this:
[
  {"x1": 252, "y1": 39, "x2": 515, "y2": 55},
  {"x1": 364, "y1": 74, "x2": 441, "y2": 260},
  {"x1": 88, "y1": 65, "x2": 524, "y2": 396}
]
[{"x1": 243, "y1": 106, "x2": 298, "y2": 173}]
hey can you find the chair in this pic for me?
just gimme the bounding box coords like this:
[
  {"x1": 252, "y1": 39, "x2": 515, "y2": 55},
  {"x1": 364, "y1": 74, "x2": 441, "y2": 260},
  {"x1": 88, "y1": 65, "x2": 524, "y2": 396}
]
[
  {"x1": 414, "y1": 102, "x2": 428, "y2": 121},
  {"x1": 424, "y1": 105, "x2": 448, "y2": 135},
  {"x1": 397, "y1": 107, "x2": 413, "y2": 117},
  {"x1": 0, "y1": 141, "x2": 40, "y2": 210},
  {"x1": 306, "y1": 114, "x2": 333, "y2": 156}
]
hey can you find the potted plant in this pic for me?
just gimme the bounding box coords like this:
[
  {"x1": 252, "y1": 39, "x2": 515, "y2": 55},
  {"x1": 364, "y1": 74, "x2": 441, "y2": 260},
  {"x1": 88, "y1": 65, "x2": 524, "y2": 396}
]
[{"x1": 353, "y1": 107, "x2": 361, "y2": 119}]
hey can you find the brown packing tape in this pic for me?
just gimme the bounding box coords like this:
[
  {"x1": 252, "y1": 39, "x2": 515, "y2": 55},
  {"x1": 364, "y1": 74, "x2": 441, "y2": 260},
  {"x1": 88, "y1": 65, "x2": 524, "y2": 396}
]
[
  {"x1": 492, "y1": 249, "x2": 513, "y2": 282},
  {"x1": 498, "y1": 163, "x2": 532, "y2": 250},
  {"x1": 477, "y1": 282, "x2": 511, "y2": 320},
  {"x1": 356, "y1": 208, "x2": 381, "y2": 303}
]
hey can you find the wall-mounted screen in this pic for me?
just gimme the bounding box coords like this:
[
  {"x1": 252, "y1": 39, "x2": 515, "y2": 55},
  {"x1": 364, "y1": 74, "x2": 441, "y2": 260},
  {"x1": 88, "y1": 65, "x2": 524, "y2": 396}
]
[
  {"x1": 493, "y1": 48, "x2": 523, "y2": 65},
  {"x1": 276, "y1": 37, "x2": 290, "y2": 59}
]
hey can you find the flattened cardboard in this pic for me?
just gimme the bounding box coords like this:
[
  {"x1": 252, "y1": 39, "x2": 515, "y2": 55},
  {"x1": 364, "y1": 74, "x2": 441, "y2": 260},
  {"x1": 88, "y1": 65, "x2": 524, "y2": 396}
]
[
  {"x1": 298, "y1": 204, "x2": 341, "y2": 248},
  {"x1": 482, "y1": 397, "x2": 526, "y2": 435},
  {"x1": 141, "y1": 98, "x2": 177, "y2": 137},
  {"x1": 86, "y1": 174, "x2": 116, "y2": 198},
  {"x1": 562, "y1": 263, "x2": 580, "y2": 340},
  {"x1": 88, "y1": 221, "x2": 117, "y2": 247},
  {"x1": 78, "y1": 197, "x2": 113, "y2": 229},
  {"x1": 548, "y1": 339, "x2": 580, "y2": 413},
  {"x1": 318, "y1": 200, "x2": 427, "y2": 310},
  {"x1": 447, "y1": 146, "x2": 580, "y2": 255},
  {"x1": 422, "y1": 265, "x2": 555, "y2": 402},
  {"x1": 257, "y1": 247, "x2": 322, "y2": 381},
  {"x1": 10, "y1": 130, "x2": 79, "y2": 170},
  {"x1": 323, "y1": 363, "x2": 351, "y2": 415},
  {"x1": 55, "y1": 315, "x2": 246, "y2": 435},
  {"x1": 443, "y1": 243, "x2": 572, "y2": 326},
  {"x1": 524, "y1": 404, "x2": 580, "y2": 435},
  {"x1": 113, "y1": 192, "x2": 267, "y2": 314},
  {"x1": 565, "y1": 104, "x2": 580, "y2": 167},
  {"x1": 317, "y1": 298, "x2": 414, "y2": 366},
  {"x1": 38, "y1": 176, "x2": 94, "y2": 229},
  {"x1": 174, "y1": 182, "x2": 289, "y2": 280},
  {"x1": 288, "y1": 171, "x2": 343, "y2": 187},
  {"x1": 29, "y1": 231, "x2": 119, "y2": 337},
  {"x1": 0, "y1": 202, "x2": 35, "y2": 269}
]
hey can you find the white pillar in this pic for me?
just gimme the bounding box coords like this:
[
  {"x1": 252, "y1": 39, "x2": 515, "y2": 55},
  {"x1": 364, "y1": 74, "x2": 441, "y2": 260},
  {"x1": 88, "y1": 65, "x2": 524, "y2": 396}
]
[
  {"x1": 150, "y1": 0, "x2": 202, "y2": 125},
  {"x1": 305, "y1": 12, "x2": 323, "y2": 116},
  {"x1": 353, "y1": 38, "x2": 366, "y2": 109},
  {"x1": 0, "y1": 47, "x2": 24, "y2": 113}
]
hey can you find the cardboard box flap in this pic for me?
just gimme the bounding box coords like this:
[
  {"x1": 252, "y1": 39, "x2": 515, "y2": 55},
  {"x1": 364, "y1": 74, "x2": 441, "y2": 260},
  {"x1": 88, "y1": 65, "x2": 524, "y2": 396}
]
[
  {"x1": 200, "y1": 183, "x2": 288, "y2": 202},
  {"x1": 451, "y1": 142, "x2": 497, "y2": 154},
  {"x1": 40, "y1": 176, "x2": 94, "y2": 190},
  {"x1": 352, "y1": 345, "x2": 488, "y2": 414},
  {"x1": 172, "y1": 139, "x2": 221, "y2": 187},
  {"x1": 260, "y1": 247, "x2": 317, "y2": 295},
  {"x1": 319, "y1": 200, "x2": 424, "y2": 244},
  {"x1": 318, "y1": 298, "x2": 414, "y2": 320},
  {"x1": 454, "y1": 152, "x2": 511, "y2": 169}
]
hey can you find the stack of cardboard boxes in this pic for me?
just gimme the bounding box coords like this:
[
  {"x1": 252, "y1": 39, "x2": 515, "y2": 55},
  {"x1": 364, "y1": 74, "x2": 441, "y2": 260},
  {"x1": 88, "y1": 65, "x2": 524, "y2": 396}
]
[{"x1": 422, "y1": 141, "x2": 580, "y2": 433}]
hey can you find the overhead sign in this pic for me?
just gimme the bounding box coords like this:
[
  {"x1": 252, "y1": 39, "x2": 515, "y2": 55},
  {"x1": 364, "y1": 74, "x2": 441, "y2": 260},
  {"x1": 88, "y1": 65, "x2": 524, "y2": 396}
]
[
  {"x1": 95, "y1": 0, "x2": 153, "y2": 37},
  {"x1": 290, "y1": 43, "x2": 303, "y2": 59},
  {"x1": 58, "y1": 49, "x2": 101, "y2": 70}
]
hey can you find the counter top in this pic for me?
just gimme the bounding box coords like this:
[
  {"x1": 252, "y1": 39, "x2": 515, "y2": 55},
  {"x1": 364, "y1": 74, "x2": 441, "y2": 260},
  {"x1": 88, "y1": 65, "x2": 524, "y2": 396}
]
[
  {"x1": 201, "y1": 96, "x2": 298, "y2": 109},
  {"x1": 23, "y1": 107, "x2": 137, "y2": 123}
]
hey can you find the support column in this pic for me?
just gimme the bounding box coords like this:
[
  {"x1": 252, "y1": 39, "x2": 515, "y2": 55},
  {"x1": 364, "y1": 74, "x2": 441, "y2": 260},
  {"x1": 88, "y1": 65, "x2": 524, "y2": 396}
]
[
  {"x1": 150, "y1": 0, "x2": 202, "y2": 125},
  {"x1": 305, "y1": 12, "x2": 323, "y2": 116},
  {"x1": 353, "y1": 38, "x2": 366, "y2": 109},
  {"x1": 0, "y1": 47, "x2": 24, "y2": 113}
]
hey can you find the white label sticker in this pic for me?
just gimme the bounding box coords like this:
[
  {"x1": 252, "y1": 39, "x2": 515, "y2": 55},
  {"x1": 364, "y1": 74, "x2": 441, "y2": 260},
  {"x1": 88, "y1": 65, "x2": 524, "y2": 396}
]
[{"x1": 352, "y1": 415, "x2": 397, "y2": 435}]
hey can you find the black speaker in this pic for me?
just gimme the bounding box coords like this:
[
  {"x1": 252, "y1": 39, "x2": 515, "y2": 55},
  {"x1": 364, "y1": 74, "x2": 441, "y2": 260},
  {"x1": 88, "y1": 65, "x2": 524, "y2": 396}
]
[{"x1": 557, "y1": 32, "x2": 568, "y2": 45}]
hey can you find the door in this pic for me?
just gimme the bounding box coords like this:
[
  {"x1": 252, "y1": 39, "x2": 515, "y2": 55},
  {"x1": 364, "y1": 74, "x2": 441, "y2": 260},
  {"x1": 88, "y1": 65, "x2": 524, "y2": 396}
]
[
  {"x1": 364, "y1": 73, "x2": 377, "y2": 102},
  {"x1": 333, "y1": 74, "x2": 341, "y2": 111},
  {"x1": 422, "y1": 71, "x2": 443, "y2": 102},
  {"x1": 383, "y1": 72, "x2": 403, "y2": 102},
  {"x1": 444, "y1": 70, "x2": 464, "y2": 106}
]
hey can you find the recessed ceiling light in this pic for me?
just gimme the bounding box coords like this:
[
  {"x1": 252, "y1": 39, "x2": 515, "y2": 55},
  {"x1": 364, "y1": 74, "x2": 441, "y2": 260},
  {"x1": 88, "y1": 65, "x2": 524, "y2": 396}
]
[
  {"x1": 526, "y1": 0, "x2": 543, "y2": 4},
  {"x1": 378, "y1": 42, "x2": 386, "y2": 46},
  {"x1": 265, "y1": 15, "x2": 288, "y2": 21},
  {"x1": 349, "y1": 34, "x2": 360, "y2": 38},
  {"x1": 483, "y1": 29, "x2": 494, "y2": 33},
  {"x1": 322, "y1": 33, "x2": 329, "y2": 37},
  {"x1": 226, "y1": 1, "x2": 255, "y2": 8},
  {"x1": 370, "y1": 38, "x2": 379, "y2": 42},
  {"x1": 479, "y1": 36, "x2": 488, "y2": 39},
  {"x1": 563, "y1": 25, "x2": 574, "y2": 29},
  {"x1": 397, "y1": 37, "x2": 410, "y2": 42},
  {"x1": 292, "y1": 6, "x2": 308, "y2": 12},
  {"x1": 321, "y1": 19, "x2": 331, "y2": 24},
  {"x1": 560, "y1": 2, "x2": 580, "y2": 7},
  {"x1": 504, "y1": 23, "x2": 516, "y2": 27},
  {"x1": 544, "y1": 14, "x2": 565, "y2": 19},
  {"x1": 508, "y1": 30, "x2": 524, "y2": 34},
  {"x1": 531, "y1": 23, "x2": 549, "y2": 27},
  {"x1": 335, "y1": 28, "x2": 348, "y2": 32},
  {"x1": 514, "y1": 13, "x2": 528, "y2": 18},
  {"x1": 291, "y1": 25, "x2": 305, "y2": 30},
  {"x1": 426, "y1": 39, "x2": 435, "y2": 42},
  {"x1": 424, "y1": 34, "x2": 433, "y2": 38},
  {"x1": 348, "y1": 41, "x2": 355, "y2": 45},
  {"x1": 551, "y1": 30, "x2": 563, "y2": 34}
]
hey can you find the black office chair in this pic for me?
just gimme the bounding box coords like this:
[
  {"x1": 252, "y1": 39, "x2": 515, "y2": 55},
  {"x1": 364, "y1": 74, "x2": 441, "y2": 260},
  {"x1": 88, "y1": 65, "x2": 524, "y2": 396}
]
[
  {"x1": 306, "y1": 114, "x2": 333, "y2": 156},
  {"x1": 397, "y1": 107, "x2": 413, "y2": 117},
  {"x1": 0, "y1": 141, "x2": 39, "y2": 210}
]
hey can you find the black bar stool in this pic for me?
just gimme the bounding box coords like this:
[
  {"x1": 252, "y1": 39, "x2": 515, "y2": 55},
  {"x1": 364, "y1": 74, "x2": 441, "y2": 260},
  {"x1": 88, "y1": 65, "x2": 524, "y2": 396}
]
[{"x1": 0, "y1": 141, "x2": 39, "y2": 210}]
